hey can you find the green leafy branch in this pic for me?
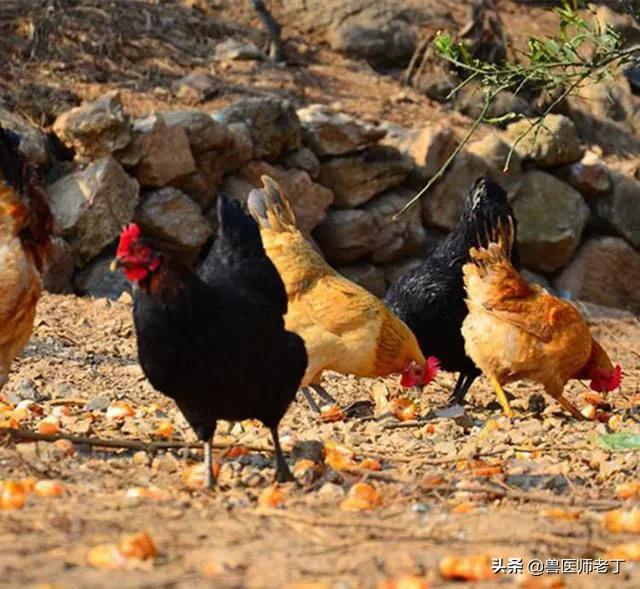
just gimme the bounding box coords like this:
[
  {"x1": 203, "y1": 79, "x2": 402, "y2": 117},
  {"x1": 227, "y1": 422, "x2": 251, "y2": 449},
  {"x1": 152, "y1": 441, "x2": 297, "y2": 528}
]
[{"x1": 399, "y1": 0, "x2": 640, "y2": 216}]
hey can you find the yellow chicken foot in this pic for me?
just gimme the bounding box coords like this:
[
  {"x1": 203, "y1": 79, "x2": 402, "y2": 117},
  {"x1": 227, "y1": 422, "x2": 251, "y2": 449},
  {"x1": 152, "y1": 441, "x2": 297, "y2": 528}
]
[{"x1": 488, "y1": 375, "x2": 515, "y2": 418}]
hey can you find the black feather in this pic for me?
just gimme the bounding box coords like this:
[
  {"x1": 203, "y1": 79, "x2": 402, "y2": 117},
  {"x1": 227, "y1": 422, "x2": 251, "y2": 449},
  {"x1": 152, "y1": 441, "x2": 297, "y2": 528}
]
[
  {"x1": 199, "y1": 194, "x2": 288, "y2": 316},
  {"x1": 131, "y1": 201, "x2": 307, "y2": 445}
]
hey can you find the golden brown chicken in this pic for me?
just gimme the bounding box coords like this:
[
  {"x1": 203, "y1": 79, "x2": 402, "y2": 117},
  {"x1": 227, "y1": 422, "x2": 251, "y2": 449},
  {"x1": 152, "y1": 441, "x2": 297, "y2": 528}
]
[
  {"x1": 248, "y1": 175, "x2": 438, "y2": 413},
  {"x1": 0, "y1": 127, "x2": 53, "y2": 392},
  {"x1": 461, "y1": 218, "x2": 622, "y2": 419}
]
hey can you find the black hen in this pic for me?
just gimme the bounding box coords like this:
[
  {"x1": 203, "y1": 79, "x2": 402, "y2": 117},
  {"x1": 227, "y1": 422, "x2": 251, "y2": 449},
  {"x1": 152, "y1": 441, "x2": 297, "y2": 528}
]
[
  {"x1": 385, "y1": 176, "x2": 518, "y2": 404},
  {"x1": 114, "y1": 196, "x2": 307, "y2": 487}
]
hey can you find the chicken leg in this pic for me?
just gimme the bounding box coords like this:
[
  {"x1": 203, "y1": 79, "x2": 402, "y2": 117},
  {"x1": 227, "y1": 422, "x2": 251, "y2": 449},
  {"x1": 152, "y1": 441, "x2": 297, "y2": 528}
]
[
  {"x1": 300, "y1": 384, "x2": 338, "y2": 414},
  {"x1": 270, "y1": 426, "x2": 295, "y2": 483},
  {"x1": 449, "y1": 372, "x2": 476, "y2": 405},
  {"x1": 203, "y1": 437, "x2": 214, "y2": 489},
  {"x1": 488, "y1": 375, "x2": 515, "y2": 418}
]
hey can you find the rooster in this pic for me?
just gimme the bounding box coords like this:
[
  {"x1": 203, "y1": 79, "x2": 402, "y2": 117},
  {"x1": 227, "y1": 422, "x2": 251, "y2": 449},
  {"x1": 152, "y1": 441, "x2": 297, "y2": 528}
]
[
  {"x1": 113, "y1": 196, "x2": 307, "y2": 487},
  {"x1": 247, "y1": 176, "x2": 439, "y2": 414},
  {"x1": 462, "y1": 218, "x2": 622, "y2": 418},
  {"x1": 385, "y1": 176, "x2": 516, "y2": 405},
  {"x1": 0, "y1": 127, "x2": 53, "y2": 392}
]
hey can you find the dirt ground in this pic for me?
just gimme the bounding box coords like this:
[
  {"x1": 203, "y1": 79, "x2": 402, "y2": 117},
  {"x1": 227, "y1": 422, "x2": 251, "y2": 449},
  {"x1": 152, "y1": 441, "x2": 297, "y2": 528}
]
[
  {"x1": 0, "y1": 294, "x2": 638, "y2": 589},
  {"x1": 1, "y1": 1, "x2": 640, "y2": 587}
]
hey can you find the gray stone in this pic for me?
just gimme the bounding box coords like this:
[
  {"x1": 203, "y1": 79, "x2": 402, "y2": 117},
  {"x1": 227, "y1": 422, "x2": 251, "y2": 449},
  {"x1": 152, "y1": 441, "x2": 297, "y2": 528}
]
[
  {"x1": 381, "y1": 122, "x2": 457, "y2": 179},
  {"x1": 52, "y1": 92, "x2": 132, "y2": 160},
  {"x1": 555, "y1": 151, "x2": 612, "y2": 199},
  {"x1": 135, "y1": 187, "x2": 212, "y2": 256},
  {"x1": 338, "y1": 263, "x2": 386, "y2": 298},
  {"x1": 421, "y1": 151, "x2": 490, "y2": 231},
  {"x1": 156, "y1": 110, "x2": 231, "y2": 154},
  {"x1": 554, "y1": 237, "x2": 640, "y2": 314},
  {"x1": 0, "y1": 108, "x2": 49, "y2": 166},
  {"x1": 455, "y1": 83, "x2": 532, "y2": 122},
  {"x1": 172, "y1": 73, "x2": 221, "y2": 103},
  {"x1": 327, "y1": 17, "x2": 415, "y2": 69},
  {"x1": 42, "y1": 237, "x2": 75, "y2": 294},
  {"x1": 215, "y1": 97, "x2": 301, "y2": 160},
  {"x1": 313, "y1": 208, "x2": 376, "y2": 264},
  {"x1": 281, "y1": 147, "x2": 321, "y2": 179},
  {"x1": 593, "y1": 172, "x2": 640, "y2": 248},
  {"x1": 512, "y1": 171, "x2": 589, "y2": 273},
  {"x1": 74, "y1": 250, "x2": 131, "y2": 300},
  {"x1": 297, "y1": 104, "x2": 386, "y2": 156},
  {"x1": 214, "y1": 38, "x2": 266, "y2": 61},
  {"x1": 365, "y1": 187, "x2": 426, "y2": 263},
  {"x1": 318, "y1": 145, "x2": 413, "y2": 208},
  {"x1": 47, "y1": 157, "x2": 139, "y2": 263},
  {"x1": 134, "y1": 116, "x2": 197, "y2": 187},
  {"x1": 506, "y1": 114, "x2": 583, "y2": 167}
]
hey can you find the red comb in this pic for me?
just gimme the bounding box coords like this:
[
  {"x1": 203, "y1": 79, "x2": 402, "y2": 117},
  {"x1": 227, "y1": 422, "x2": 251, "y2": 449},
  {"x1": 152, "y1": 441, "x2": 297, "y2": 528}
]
[
  {"x1": 117, "y1": 223, "x2": 141, "y2": 258},
  {"x1": 610, "y1": 365, "x2": 623, "y2": 390},
  {"x1": 423, "y1": 356, "x2": 440, "y2": 385}
]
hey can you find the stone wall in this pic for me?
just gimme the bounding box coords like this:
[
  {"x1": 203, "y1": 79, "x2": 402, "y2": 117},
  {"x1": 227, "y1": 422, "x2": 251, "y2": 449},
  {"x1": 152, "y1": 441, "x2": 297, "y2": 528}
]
[{"x1": 4, "y1": 90, "x2": 639, "y2": 313}]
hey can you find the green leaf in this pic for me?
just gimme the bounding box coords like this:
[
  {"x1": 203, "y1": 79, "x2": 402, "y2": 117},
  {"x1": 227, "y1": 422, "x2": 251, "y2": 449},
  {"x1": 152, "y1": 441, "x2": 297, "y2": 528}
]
[{"x1": 599, "y1": 432, "x2": 640, "y2": 451}]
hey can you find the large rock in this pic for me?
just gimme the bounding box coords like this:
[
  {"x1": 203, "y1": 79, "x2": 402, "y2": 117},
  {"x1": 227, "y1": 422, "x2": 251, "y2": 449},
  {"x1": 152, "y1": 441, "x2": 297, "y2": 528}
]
[
  {"x1": 178, "y1": 121, "x2": 254, "y2": 209},
  {"x1": 47, "y1": 157, "x2": 139, "y2": 263},
  {"x1": 567, "y1": 78, "x2": 640, "y2": 156},
  {"x1": 297, "y1": 104, "x2": 386, "y2": 156},
  {"x1": 365, "y1": 187, "x2": 426, "y2": 264},
  {"x1": 231, "y1": 161, "x2": 334, "y2": 232},
  {"x1": 506, "y1": 114, "x2": 583, "y2": 167},
  {"x1": 214, "y1": 38, "x2": 266, "y2": 62},
  {"x1": 313, "y1": 208, "x2": 376, "y2": 264},
  {"x1": 592, "y1": 172, "x2": 640, "y2": 248},
  {"x1": 422, "y1": 134, "x2": 521, "y2": 231},
  {"x1": 381, "y1": 122, "x2": 457, "y2": 179},
  {"x1": 512, "y1": 171, "x2": 589, "y2": 273},
  {"x1": 327, "y1": 19, "x2": 415, "y2": 69},
  {"x1": 281, "y1": 147, "x2": 321, "y2": 179},
  {"x1": 74, "y1": 249, "x2": 130, "y2": 300},
  {"x1": 172, "y1": 73, "x2": 221, "y2": 104},
  {"x1": 554, "y1": 237, "x2": 640, "y2": 313},
  {"x1": 52, "y1": 92, "x2": 132, "y2": 160},
  {"x1": 215, "y1": 97, "x2": 301, "y2": 160},
  {"x1": 314, "y1": 187, "x2": 425, "y2": 264},
  {"x1": 42, "y1": 237, "x2": 75, "y2": 294},
  {"x1": 282, "y1": 0, "x2": 428, "y2": 69},
  {"x1": 455, "y1": 83, "x2": 532, "y2": 122},
  {"x1": 134, "y1": 116, "x2": 197, "y2": 187},
  {"x1": 0, "y1": 108, "x2": 49, "y2": 166},
  {"x1": 157, "y1": 110, "x2": 231, "y2": 154},
  {"x1": 555, "y1": 151, "x2": 612, "y2": 199},
  {"x1": 337, "y1": 263, "x2": 386, "y2": 297},
  {"x1": 135, "y1": 187, "x2": 212, "y2": 257},
  {"x1": 318, "y1": 146, "x2": 412, "y2": 208}
]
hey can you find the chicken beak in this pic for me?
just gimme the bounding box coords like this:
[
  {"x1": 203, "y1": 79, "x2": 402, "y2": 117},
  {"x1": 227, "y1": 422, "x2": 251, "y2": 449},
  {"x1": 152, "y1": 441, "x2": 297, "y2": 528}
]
[{"x1": 110, "y1": 258, "x2": 121, "y2": 272}]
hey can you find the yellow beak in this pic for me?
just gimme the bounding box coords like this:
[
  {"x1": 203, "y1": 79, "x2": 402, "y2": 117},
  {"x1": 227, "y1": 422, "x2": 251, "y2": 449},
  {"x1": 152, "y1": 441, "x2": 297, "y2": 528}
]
[{"x1": 110, "y1": 259, "x2": 120, "y2": 272}]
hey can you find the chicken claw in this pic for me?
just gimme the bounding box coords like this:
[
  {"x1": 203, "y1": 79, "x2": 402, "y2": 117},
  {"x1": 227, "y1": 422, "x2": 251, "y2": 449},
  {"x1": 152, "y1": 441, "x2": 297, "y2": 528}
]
[
  {"x1": 488, "y1": 375, "x2": 515, "y2": 418},
  {"x1": 270, "y1": 427, "x2": 295, "y2": 483}
]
